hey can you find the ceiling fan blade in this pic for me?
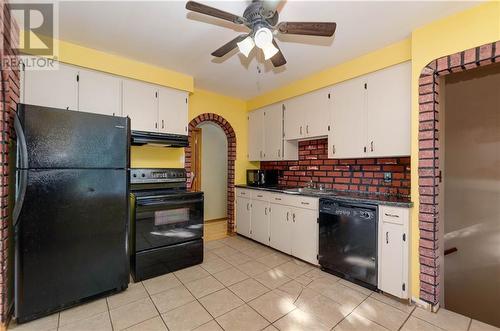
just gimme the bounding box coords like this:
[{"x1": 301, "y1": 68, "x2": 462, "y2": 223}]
[
  {"x1": 277, "y1": 22, "x2": 337, "y2": 37},
  {"x1": 211, "y1": 34, "x2": 248, "y2": 57},
  {"x1": 270, "y1": 40, "x2": 286, "y2": 67},
  {"x1": 186, "y1": 1, "x2": 245, "y2": 24}
]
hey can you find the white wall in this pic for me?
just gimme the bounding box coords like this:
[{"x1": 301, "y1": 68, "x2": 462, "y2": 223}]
[
  {"x1": 199, "y1": 122, "x2": 227, "y2": 221},
  {"x1": 443, "y1": 63, "x2": 500, "y2": 327}
]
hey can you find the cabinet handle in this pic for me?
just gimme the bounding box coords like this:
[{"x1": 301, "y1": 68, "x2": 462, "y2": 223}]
[
  {"x1": 300, "y1": 126, "x2": 302, "y2": 135},
  {"x1": 260, "y1": 151, "x2": 263, "y2": 158},
  {"x1": 306, "y1": 125, "x2": 309, "y2": 134},
  {"x1": 332, "y1": 145, "x2": 335, "y2": 154},
  {"x1": 370, "y1": 141, "x2": 374, "y2": 152},
  {"x1": 162, "y1": 120, "x2": 164, "y2": 129},
  {"x1": 364, "y1": 146, "x2": 367, "y2": 153},
  {"x1": 155, "y1": 122, "x2": 158, "y2": 129},
  {"x1": 286, "y1": 211, "x2": 289, "y2": 221},
  {"x1": 246, "y1": 203, "x2": 250, "y2": 211},
  {"x1": 386, "y1": 231, "x2": 389, "y2": 244},
  {"x1": 275, "y1": 197, "x2": 281, "y2": 201},
  {"x1": 384, "y1": 213, "x2": 399, "y2": 218},
  {"x1": 301, "y1": 202, "x2": 310, "y2": 205},
  {"x1": 293, "y1": 213, "x2": 296, "y2": 223},
  {"x1": 265, "y1": 207, "x2": 267, "y2": 215},
  {"x1": 257, "y1": 194, "x2": 263, "y2": 198},
  {"x1": 278, "y1": 149, "x2": 280, "y2": 157}
]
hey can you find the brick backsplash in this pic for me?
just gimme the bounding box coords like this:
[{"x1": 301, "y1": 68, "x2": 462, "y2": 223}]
[{"x1": 260, "y1": 138, "x2": 411, "y2": 195}]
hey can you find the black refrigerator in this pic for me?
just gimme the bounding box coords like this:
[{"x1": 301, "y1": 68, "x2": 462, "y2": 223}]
[{"x1": 13, "y1": 104, "x2": 130, "y2": 322}]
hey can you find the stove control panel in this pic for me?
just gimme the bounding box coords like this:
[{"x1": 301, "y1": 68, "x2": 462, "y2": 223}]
[{"x1": 130, "y1": 168, "x2": 186, "y2": 183}]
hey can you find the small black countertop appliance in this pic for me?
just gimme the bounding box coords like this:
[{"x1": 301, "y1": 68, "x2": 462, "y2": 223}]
[
  {"x1": 246, "y1": 169, "x2": 279, "y2": 187},
  {"x1": 14, "y1": 104, "x2": 130, "y2": 323},
  {"x1": 318, "y1": 198, "x2": 378, "y2": 291},
  {"x1": 130, "y1": 168, "x2": 204, "y2": 281}
]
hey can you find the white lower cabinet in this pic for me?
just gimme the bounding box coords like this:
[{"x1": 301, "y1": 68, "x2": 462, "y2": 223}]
[
  {"x1": 236, "y1": 196, "x2": 252, "y2": 237},
  {"x1": 378, "y1": 205, "x2": 410, "y2": 299},
  {"x1": 251, "y1": 199, "x2": 270, "y2": 245},
  {"x1": 269, "y1": 203, "x2": 293, "y2": 255},
  {"x1": 236, "y1": 188, "x2": 319, "y2": 265}
]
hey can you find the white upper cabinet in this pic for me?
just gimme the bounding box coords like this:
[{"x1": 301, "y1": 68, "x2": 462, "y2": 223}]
[
  {"x1": 158, "y1": 86, "x2": 188, "y2": 135},
  {"x1": 78, "y1": 68, "x2": 122, "y2": 116},
  {"x1": 122, "y1": 80, "x2": 158, "y2": 133},
  {"x1": 365, "y1": 62, "x2": 411, "y2": 157},
  {"x1": 23, "y1": 62, "x2": 78, "y2": 110},
  {"x1": 284, "y1": 87, "x2": 331, "y2": 140},
  {"x1": 263, "y1": 104, "x2": 284, "y2": 161},
  {"x1": 248, "y1": 109, "x2": 264, "y2": 161},
  {"x1": 328, "y1": 76, "x2": 366, "y2": 159}
]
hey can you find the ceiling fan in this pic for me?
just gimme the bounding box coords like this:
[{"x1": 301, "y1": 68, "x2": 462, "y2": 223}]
[{"x1": 185, "y1": 0, "x2": 337, "y2": 67}]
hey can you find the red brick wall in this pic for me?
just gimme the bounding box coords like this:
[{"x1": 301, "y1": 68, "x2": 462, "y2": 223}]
[
  {"x1": 261, "y1": 138, "x2": 411, "y2": 195},
  {"x1": 0, "y1": 0, "x2": 19, "y2": 325}
]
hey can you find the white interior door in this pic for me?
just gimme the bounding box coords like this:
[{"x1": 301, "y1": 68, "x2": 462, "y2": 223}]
[
  {"x1": 366, "y1": 62, "x2": 411, "y2": 157},
  {"x1": 291, "y1": 207, "x2": 318, "y2": 264},
  {"x1": 158, "y1": 86, "x2": 188, "y2": 135},
  {"x1": 329, "y1": 76, "x2": 367, "y2": 158},
  {"x1": 283, "y1": 97, "x2": 304, "y2": 140},
  {"x1": 263, "y1": 104, "x2": 283, "y2": 161},
  {"x1": 78, "y1": 68, "x2": 122, "y2": 116},
  {"x1": 305, "y1": 87, "x2": 331, "y2": 138},
  {"x1": 236, "y1": 197, "x2": 251, "y2": 237},
  {"x1": 248, "y1": 109, "x2": 264, "y2": 160},
  {"x1": 269, "y1": 203, "x2": 292, "y2": 255},
  {"x1": 23, "y1": 62, "x2": 78, "y2": 110},
  {"x1": 379, "y1": 221, "x2": 404, "y2": 297},
  {"x1": 250, "y1": 199, "x2": 270, "y2": 244},
  {"x1": 122, "y1": 80, "x2": 158, "y2": 132}
]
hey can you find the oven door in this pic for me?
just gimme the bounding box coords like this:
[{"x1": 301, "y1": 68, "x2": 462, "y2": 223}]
[{"x1": 134, "y1": 192, "x2": 203, "y2": 252}]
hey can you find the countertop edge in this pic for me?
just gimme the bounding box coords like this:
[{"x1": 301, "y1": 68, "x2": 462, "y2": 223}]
[{"x1": 235, "y1": 185, "x2": 414, "y2": 208}]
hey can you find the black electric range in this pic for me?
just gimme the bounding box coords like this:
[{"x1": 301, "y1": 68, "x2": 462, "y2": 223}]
[{"x1": 129, "y1": 168, "x2": 204, "y2": 281}]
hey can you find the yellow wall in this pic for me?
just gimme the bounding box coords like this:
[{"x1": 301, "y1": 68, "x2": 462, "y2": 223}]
[
  {"x1": 189, "y1": 89, "x2": 259, "y2": 185},
  {"x1": 247, "y1": 38, "x2": 412, "y2": 110},
  {"x1": 409, "y1": 1, "x2": 500, "y2": 299}
]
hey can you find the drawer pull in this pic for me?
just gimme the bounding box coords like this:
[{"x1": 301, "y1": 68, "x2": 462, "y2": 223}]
[
  {"x1": 275, "y1": 197, "x2": 282, "y2": 201},
  {"x1": 286, "y1": 211, "x2": 289, "y2": 221},
  {"x1": 384, "y1": 213, "x2": 399, "y2": 218},
  {"x1": 301, "y1": 202, "x2": 310, "y2": 205},
  {"x1": 257, "y1": 194, "x2": 263, "y2": 198}
]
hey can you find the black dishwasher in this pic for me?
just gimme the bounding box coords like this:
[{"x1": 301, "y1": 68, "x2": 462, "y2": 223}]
[{"x1": 318, "y1": 198, "x2": 378, "y2": 290}]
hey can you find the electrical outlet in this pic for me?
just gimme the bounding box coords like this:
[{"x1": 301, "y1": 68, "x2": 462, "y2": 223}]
[{"x1": 384, "y1": 172, "x2": 392, "y2": 183}]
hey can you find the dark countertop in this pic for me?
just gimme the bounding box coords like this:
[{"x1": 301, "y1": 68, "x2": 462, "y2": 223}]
[{"x1": 236, "y1": 185, "x2": 413, "y2": 208}]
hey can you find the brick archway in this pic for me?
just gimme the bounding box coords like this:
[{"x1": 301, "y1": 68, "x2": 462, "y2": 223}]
[
  {"x1": 418, "y1": 41, "x2": 499, "y2": 306},
  {"x1": 185, "y1": 113, "x2": 236, "y2": 233}
]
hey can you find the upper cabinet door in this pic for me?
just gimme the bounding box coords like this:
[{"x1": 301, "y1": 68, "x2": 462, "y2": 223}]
[
  {"x1": 122, "y1": 80, "x2": 158, "y2": 132},
  {"x1": 23, "y1": 63, "x2": 78, "y2": 110},
  {"x1": 329, "y1": 77, "x2": 367, "y2": 158},
  {"x1": 283, "y1": 97, "x2": 304, "y2": 140},
  {"x1": 248, "y1": 109, "x2": 264, "y2": 161},
  {"x1": 263, "y1": 104, "x2": 283, "y2": 161},
  {"x1": 158, "y1": 87, "x2": 188, "y2": 135},
  {"x1": 304, "y1": 87, "x2": 332, "y2": 138},
  {"x1": 78, "y1": 68, "x2": 122, "y2": 116},
  {"x1": 365, "y1": 62, "x2": 411, "y2": 157}
]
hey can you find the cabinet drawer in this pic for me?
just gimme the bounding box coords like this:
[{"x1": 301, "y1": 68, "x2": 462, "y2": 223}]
[
  {"x1": 269, "y1": 193, "x2": 294, "y2": 205},
  {"x1": 293, "y1": 196, "x2": 318, "y2": 210},
  {"x1": 253, "y1": 191, "x2": 270, "y2": 201},
  {"x1": 236, "y1": 188, "x2": 253, "y2": 199},
  {"x1": 270, "y1": 193, "x2": 318, "y2": 210},
  {"x1": 380, "y1": 206, "x2": 407, "y2": 225}
]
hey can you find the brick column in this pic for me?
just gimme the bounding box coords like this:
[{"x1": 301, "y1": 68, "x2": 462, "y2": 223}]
[
  {"x1": 0, "y1": 0, "x2": 20, "y2": 325},
  {"x1": 185, "y1": 113, "x2": 237, "y2": 233}
]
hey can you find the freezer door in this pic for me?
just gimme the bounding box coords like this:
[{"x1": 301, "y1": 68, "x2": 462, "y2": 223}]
[
  {"x1": 16, "y1": 104, "x2": 129, "y2": 169},
  {"x1": 15, "y1": 169, "x2": 129, "y2": 322}
]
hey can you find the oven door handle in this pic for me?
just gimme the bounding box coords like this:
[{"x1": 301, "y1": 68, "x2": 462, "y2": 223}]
[{"x1": 136, "y1": 198, "x2": 203, "y2": 207}]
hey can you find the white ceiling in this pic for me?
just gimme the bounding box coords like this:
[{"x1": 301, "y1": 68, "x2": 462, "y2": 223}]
[{"x1": 57, "y1": 0, "x2": 479, "y2": 99}]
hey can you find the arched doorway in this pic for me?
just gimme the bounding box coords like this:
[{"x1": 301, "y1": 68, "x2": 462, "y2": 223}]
[
  {"x1": 185, "y1": 113, "x2": 236, "y2": 234},
  {"x1": 417, "y1": 41, "x2": 499, "y2": 308}
]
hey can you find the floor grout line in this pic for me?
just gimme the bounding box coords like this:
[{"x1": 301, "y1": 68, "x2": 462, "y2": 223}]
[{"x1": 104, "y1": 296, "x2": 115, "y2": 331}]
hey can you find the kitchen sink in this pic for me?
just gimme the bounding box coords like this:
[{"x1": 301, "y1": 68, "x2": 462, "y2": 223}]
[{"x1": 283, "y1": 187, "x2": 332, "y2": 195}]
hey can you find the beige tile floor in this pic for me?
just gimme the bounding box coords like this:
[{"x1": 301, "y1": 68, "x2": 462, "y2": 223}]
[{"x1": 8, "y1": 235, "x2": 500, "y2": 331}]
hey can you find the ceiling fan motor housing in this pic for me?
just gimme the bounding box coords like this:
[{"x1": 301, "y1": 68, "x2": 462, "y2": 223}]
[{"x1": 243, "y1": 1, "x2": 278, "y2": 32}]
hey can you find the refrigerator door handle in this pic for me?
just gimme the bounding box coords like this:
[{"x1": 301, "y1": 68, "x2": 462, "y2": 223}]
[{"x1": 13, "y1": 113, "x2": 28, "y2": 227}]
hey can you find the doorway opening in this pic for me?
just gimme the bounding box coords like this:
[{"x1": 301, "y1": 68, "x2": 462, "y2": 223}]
[
  {"x1": 185, "y1": 113, "x2": 236, "y2": 240},
  {"x1": 417, "y1": 41, "x2": 499, "y2": 325},
  {"x1": 441, "y1": 62, "x2": 500, "y2": 327}
]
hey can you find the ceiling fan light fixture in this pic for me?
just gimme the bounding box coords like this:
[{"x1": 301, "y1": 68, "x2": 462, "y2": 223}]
[
  {"x1": 262, "y1": 42, "x2": 279, "y2": 60},
  {"x1": 254, "y1": 27, "x2": 278, "y2": 60},
  {"x1": 237, "y1": 36, "x2": 255, "y2": 57}
]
